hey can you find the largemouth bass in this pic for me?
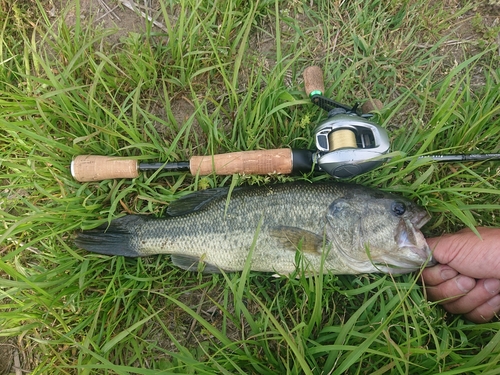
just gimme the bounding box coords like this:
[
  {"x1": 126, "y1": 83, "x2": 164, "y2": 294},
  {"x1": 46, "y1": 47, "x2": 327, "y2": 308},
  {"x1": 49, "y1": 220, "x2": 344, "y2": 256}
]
[{"x1": 76, "y1": 182, "x2": 434, "y2": 275}]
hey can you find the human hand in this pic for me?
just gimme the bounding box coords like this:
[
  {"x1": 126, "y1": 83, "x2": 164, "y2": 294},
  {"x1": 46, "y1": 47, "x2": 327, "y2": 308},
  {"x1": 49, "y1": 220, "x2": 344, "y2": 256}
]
[{"x1": 422, "y1": 227, "x2": 500, "y2": 323}]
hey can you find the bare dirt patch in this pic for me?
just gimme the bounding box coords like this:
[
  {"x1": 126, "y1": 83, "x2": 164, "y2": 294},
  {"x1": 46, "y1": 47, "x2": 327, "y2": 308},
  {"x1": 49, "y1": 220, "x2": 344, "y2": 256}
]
[
  {"x1": 0, "y1": 339, "x2": 14, "y2": 375},
  {"x1": 51, "y1": 0, "x2": 171, "y2": 45},
  {"x1": 438, "y1": 2, "x2": 500, "y2": 85},
  {"x1": 0, "y1": 337, "x2": 24, "y2": 375}
]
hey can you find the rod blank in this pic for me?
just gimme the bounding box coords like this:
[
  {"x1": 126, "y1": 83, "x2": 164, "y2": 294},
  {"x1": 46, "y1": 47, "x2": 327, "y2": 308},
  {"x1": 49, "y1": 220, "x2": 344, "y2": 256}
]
[{"x1": 420, "y1": 154, "x2": 500, "y2": 162}]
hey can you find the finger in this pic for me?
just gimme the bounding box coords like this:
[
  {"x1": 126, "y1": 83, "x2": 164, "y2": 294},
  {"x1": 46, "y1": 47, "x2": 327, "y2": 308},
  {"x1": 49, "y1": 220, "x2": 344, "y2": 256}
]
[
  {"x1": 442, "y1": 278, "x2": 500, "y2": 315},
  {"x1": 426, "y1": 228, "x2": 500, "y2": 279},
  {"x1": 425, "y1": 275, "x2": 476, "y2": 305},
  {"x1": 464, "y1": 294, "x2": 500, "y2": 323},
  {"x1": 421, "y1": 264, "x2": 458, "y2": 286}
]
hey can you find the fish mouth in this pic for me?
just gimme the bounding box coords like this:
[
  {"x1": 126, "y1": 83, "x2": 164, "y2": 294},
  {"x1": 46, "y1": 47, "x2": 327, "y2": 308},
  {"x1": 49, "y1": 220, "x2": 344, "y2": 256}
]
[
  {"x1": 412, "y1": 211, "x2": 437, "y2": 266},
  {"x1": 375, "y1": 212, "x2": 435, "y2": 273},
  {"x1": 397, "y1": 212, "x2": 436, "y2": 268}
]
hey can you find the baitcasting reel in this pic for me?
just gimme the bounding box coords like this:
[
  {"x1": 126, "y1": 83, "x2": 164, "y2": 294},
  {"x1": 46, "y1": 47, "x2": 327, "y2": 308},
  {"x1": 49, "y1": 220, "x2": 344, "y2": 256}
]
[{"x1": 304, "y1": 66, "x2": 390, "y2": 178}]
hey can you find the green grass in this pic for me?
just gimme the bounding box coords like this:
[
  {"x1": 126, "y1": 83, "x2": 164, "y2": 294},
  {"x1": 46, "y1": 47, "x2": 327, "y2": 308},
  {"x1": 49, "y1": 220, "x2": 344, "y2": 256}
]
[{"x1": 1, "y1": 0, "x2": 500, "y2": 373}]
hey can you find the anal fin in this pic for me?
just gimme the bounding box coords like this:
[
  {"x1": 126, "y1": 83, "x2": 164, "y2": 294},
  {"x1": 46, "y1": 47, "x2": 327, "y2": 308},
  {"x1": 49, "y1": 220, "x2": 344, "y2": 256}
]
[{"x1": 171, "y1": 254, "x2": 223, "y2": 274}]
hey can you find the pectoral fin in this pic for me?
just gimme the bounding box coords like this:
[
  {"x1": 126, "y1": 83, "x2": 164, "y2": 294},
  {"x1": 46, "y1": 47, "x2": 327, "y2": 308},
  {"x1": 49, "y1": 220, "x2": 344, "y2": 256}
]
[{"x1": 270, "y1": 226, "x2": 324, "y2": 253}]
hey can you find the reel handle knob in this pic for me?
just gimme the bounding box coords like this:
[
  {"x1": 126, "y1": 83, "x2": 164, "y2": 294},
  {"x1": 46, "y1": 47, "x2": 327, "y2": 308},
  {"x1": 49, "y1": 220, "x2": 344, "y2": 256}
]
[
  {"x1": 303, "y1": 66, "x2": 325, "y2": 97},
  {"x1": 361, "y1": 99, "x2": 384, "y2": 114}
]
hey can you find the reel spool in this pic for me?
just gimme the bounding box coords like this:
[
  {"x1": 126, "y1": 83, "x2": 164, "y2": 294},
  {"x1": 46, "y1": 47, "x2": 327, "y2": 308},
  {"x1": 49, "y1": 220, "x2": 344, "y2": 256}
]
[
  {"x1": 317, "y1": 125, "x2": 358, "y2": 152},
  {"x1": 327, "y1": 128, "x2": 357, "y2": 151}
]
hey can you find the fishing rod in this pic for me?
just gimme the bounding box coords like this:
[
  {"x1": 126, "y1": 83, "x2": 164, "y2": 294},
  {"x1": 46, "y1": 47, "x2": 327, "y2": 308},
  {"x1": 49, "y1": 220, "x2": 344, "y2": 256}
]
[
  {"x1": 71, "y1": 66, "x2": 499, "y2": 182},
  {"x1": 71, "y1": 66, "x2": 391, "y2": 182}
]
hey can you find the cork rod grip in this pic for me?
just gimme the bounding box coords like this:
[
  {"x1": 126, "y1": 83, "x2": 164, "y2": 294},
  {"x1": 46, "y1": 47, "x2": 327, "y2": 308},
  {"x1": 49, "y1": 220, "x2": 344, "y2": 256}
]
[
  {"x1": 303, "y1": 66, "x2": 325, "y2": 96},
  {"x1": 71, "y1": 155, "x2": 139, "y2": 182},
  {"x1": 189, "y1": 149, "x2": 293, "y2": 176}
]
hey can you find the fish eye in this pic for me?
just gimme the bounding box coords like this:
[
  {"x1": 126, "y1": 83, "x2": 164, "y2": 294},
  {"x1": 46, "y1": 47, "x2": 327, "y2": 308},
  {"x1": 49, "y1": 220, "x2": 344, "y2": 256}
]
[{"x1": 391, "y1": 202, "x2": 406, "y2": 216}]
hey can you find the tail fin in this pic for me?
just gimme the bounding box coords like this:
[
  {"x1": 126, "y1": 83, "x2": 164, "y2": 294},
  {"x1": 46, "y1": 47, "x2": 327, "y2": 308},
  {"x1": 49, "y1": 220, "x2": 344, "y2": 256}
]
[{"x1": 75, "y1": 215, "x2": 147, "y2": 257}]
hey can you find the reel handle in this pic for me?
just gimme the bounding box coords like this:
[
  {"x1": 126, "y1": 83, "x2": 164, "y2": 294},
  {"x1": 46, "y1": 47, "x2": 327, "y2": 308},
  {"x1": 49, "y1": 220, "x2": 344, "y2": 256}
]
[{"x1": 303, "y1": 66, "x2": 325, "y2": 97}]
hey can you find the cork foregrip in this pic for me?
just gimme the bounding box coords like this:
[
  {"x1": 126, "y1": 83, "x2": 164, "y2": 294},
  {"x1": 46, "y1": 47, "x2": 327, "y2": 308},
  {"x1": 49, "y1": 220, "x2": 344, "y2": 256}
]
[{"x1": 189, "y1": 149, "x2": 293, "y2": 176}]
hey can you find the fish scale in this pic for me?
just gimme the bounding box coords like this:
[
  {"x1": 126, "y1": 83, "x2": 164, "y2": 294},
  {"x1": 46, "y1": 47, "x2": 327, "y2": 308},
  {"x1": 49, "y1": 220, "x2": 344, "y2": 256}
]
[
  {"x1": 76, "y1": 182, "x2": 435, "y2": 275},
  {"x1": 132, "y1": 185, "x2": 333, "y2": 272}
]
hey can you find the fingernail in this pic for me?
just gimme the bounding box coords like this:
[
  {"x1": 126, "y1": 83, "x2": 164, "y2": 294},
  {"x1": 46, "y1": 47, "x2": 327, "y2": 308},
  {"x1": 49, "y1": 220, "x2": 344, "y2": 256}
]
[
  {"x1": 484, "y1": 279, "x2": 500, "y2": 295},
  {"x1": 487, "y1": 294, "x2": 500, "y2": 308},
  {"x1": 440, "y1": 267, "x2": 457, "y2": 281},
  {"x1": 456, "y1": 276, "x2": 475, "y2": 293}
]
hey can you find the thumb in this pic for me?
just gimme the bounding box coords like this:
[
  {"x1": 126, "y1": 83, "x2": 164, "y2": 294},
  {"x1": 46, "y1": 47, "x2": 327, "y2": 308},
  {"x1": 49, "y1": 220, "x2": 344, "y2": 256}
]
[{"x1": 426, "y1": 234, "x2": 459, "y2": 265}]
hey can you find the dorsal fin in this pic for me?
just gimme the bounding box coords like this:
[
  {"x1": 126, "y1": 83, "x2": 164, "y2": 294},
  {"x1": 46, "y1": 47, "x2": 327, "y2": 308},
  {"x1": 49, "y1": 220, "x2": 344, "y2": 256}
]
[
  {"x1": 166, "y1": 188, "x2": 230, "y2": 216},
  {"x1": 269, "y1": 226, "x2": 325, "y2": 253}
]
